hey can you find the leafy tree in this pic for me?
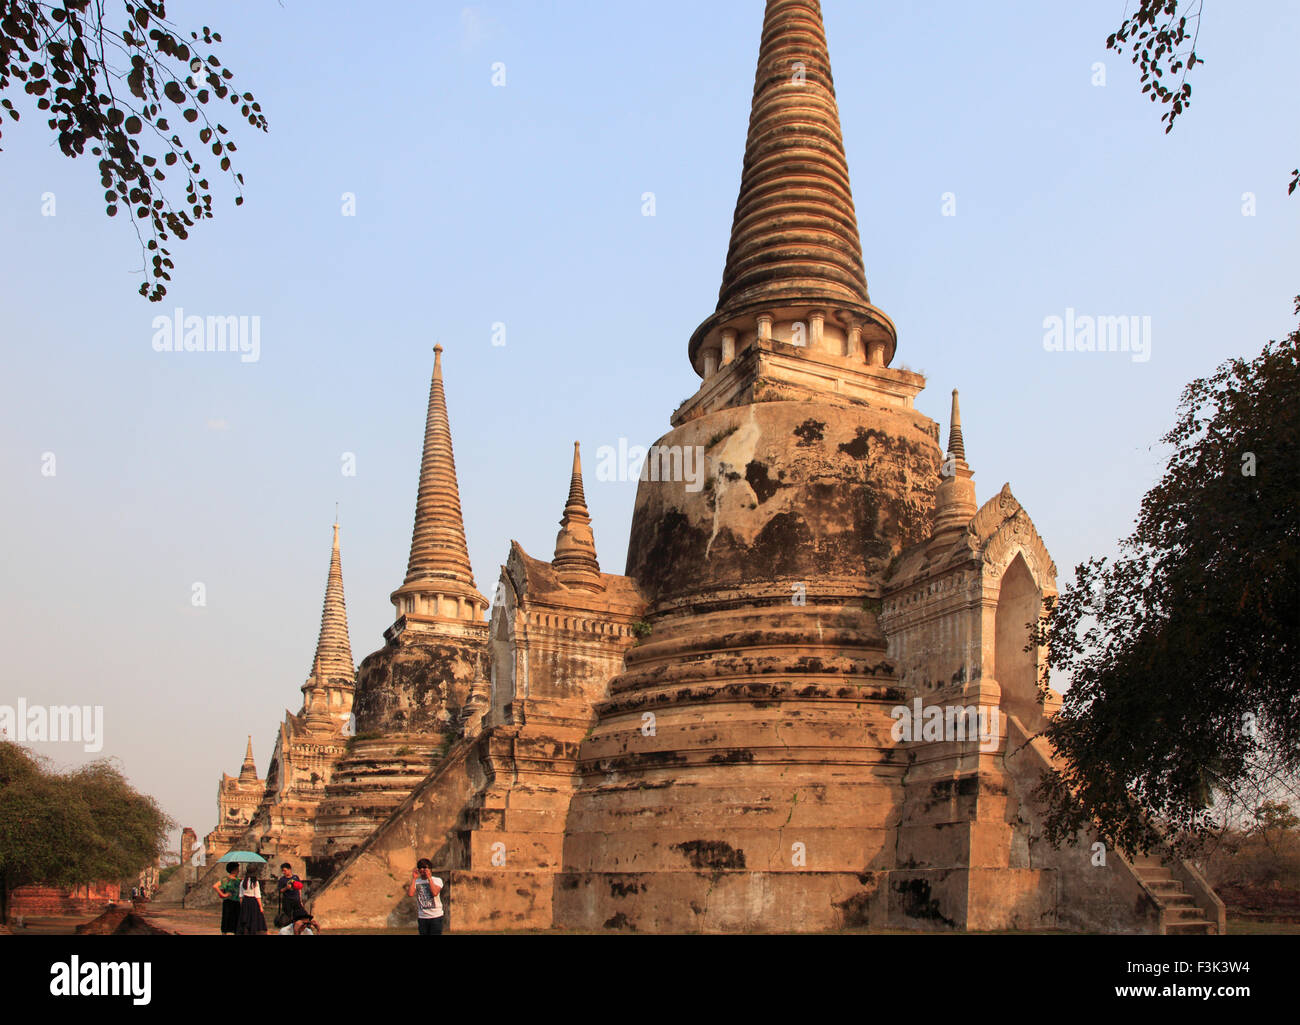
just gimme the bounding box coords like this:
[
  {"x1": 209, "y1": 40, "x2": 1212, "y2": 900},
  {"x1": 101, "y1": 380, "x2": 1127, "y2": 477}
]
[
  {"x1": 1033, "y1": 303, "x2": 1300, "y2": 856},
  {"x1": 0, "y1": 740, "x2": 173, "y2": 923},
  {"x1": 1199, "y1": 798, "x2": 1300, "y2": 889},
  {"x1": 68, "y1": 759, "x2": 172, "y2": 885},
  {"x1": 0, "y1": 1, "x2": 267, "y2": 300},
  {"x1": 1106, "y1": 1, "x2": 1298, "y2": 195}
]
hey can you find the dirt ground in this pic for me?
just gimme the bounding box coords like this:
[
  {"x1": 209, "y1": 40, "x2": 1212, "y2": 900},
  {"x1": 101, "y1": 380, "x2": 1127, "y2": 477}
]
[{"x1": 7, "y1": 903, "x2": 1300, "y2": 936}]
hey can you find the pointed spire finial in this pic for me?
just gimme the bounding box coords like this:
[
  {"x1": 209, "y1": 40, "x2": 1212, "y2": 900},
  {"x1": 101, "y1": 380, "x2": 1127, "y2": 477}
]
[
  {"x1": 566, "y1": 441, "x2": 587, "y2": 509},
  {"x1": 239, "y1": 735, "x2": 258, "y2": 782},
  {"x1": 948, "y1": 389, "x2": 967, "y2": 463},
  {"x1": 553, "y1": 441, "x2": 601, "y2": 589}
]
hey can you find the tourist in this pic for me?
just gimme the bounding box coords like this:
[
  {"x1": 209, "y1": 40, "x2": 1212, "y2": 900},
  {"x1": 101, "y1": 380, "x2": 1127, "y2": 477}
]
[
  {"x1": 235, "y1": 866, "x2": 268, "y2": 935},
  {"x1": 211, "y1": 863, "x2": 241, "y2": 935},
  {"x1": 275, "y1": 862, "x2": 304, "y2": 928},
  {"x1": 408, "y1": 859, "x2": 444, "y2": 935}
]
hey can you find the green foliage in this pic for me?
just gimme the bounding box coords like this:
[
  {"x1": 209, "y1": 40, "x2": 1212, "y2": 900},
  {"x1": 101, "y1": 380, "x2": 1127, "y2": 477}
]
[
  {"x1": 630, "y1": 620, "x2": 653, "y2": 640},
  {"x1": 0, "y1": 740, "x2": 173, "y2": 922},
  {"x1": 1253, "y1": 800, "x2": 1300, "y2": 836},
  {"x1": 69, "y1": 760, "x2": 172, "y2": 883},
  {"x1": 0, "y1": 1, "x2": 267, "y2": 300},
  {"x1": 1201, "y1": 801, "x2": 1300, "y2": 889},
  {"x1": 1033, "y1": 307, "x2": 1300, "y2": 856}
]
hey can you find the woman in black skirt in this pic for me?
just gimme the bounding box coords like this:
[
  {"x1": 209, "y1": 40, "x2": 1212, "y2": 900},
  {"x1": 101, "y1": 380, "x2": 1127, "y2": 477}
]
[
  {"x1": 211, "y1": 863, "x2": 241, "y2": 935},
  {"x1": 235, "y1": 867, "x2": 268, "y2": 935}
]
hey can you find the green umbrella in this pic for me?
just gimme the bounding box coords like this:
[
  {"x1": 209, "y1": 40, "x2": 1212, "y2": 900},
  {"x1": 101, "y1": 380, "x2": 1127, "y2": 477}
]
[{"x1": 217, "y1": 851, "x2": 267, "y2": 864}]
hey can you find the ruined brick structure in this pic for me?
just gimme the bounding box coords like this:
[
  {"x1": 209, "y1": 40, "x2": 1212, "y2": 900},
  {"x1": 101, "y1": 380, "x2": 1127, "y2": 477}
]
[
  {"x1": 9, "y1": 882, "x2": 121, "y2": 920},
  {"x1": 206, "y1": 0, "x2": 1224, "y2": 933}
]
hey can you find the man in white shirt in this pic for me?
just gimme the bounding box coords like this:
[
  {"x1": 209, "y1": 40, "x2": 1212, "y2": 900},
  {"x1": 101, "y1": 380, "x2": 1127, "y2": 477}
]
[{"x1": 408, "y1": 859, "x2": 445, "y2": 935}]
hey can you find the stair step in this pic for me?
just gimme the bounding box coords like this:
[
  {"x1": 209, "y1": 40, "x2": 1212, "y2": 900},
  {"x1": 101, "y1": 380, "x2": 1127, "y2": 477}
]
[{"x1": 1166, "y1": 921, "x2": 1213, "y2": 935}]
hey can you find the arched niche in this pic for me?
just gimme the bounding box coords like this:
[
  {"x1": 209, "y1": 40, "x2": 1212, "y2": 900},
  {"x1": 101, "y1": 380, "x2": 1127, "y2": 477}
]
[
  {"x1": 994, "y1": 552, "x2": 1042, "y2": 720},
  {"x1": 488, "y1": 594, "x2": 517, "y2": 727}
]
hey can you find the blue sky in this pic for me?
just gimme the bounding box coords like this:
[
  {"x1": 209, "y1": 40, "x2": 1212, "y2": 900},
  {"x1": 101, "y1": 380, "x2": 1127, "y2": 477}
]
[{"x1": 1, "y1": 1, "x2": 1295, "y2": 847}]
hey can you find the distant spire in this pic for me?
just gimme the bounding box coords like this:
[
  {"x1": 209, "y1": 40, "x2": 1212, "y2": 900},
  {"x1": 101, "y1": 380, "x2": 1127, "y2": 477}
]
[
  {"x1": 308, "y1": 521, "x2": 354, "y2": 685},
  {"x1": 404, "y1": 347, "x2": 475, "y2": 587},
  {"x1": 553, "y1": 442, "x2": 601, "y2": 589},
  {"x1": 391, "y1": 347, "x2": 487, "y2": 622},
  {"x1": 239, "y1": 736, "x2": 258, "y2": 782},
  {"x1": 947, "y1": 390, "x2": 966, "y2": 462}
]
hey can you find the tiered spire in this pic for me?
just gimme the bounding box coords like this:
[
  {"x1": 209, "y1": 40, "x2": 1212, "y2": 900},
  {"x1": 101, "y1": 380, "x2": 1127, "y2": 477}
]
[
  {"x1": 688, "y1": 0, "x2": 896, "y2": 373},
  {"x1": 553, "y1": 442, "x2": 601, "y2": 590},
  {"x1": 720, "y1": 0, "x2": 866, "y2": 316},
  {"x1": 238, "y1": 735, "x2": 258, "y2": 782},
  {"x1": 391, "y1": 347, "x2": 488, "y2": 622},
  {"x1": 307, "y1": 522, "x2": 354, "y2": 685},
  {"x1": 933, "y1": 389, "x2": 977, "y2": 541}
]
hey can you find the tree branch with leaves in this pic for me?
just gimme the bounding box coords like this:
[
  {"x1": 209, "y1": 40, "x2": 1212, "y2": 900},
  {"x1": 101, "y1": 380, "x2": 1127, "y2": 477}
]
[
  {"x1": 1107, "y1": 1, "x2": 1297, "y2": 196},
  {"x1": 0, "y1": 0, "x2": 267, "y2": 300},
  {"x1": 1031, "y1": 303, "x2": 1300, "y2": 857}
]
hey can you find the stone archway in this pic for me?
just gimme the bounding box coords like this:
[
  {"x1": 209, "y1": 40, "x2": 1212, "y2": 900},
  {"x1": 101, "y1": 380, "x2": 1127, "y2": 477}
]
[{"x1": 994, "y1": 553, "x2": 1042, "y2": 721}]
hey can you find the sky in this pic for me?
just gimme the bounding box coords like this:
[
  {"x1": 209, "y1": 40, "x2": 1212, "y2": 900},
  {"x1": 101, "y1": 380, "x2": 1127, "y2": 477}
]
[{"x1": 0, "y1": 1, "x2": 1296, "y2": 851}]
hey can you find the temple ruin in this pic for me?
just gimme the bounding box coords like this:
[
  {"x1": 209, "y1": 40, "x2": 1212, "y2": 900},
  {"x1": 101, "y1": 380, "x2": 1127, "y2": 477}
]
[{"x1": 199, "y1": 0, "x2": 1223, "y2": 934}]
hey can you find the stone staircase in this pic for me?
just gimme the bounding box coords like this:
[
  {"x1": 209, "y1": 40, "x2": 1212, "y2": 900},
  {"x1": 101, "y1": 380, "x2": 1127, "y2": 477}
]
[
  {"x1": 309, "y1": 737, "x2": 446, "y2": 875},
  {"x1": 1132, "y1": 859, "x2": 1217, "y2": 934}
]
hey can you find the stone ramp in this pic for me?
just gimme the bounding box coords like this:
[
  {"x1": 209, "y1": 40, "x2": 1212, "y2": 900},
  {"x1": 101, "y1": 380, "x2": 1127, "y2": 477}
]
[{"x1": 308, "y1": 737, "x2": 483, "y2": 930}]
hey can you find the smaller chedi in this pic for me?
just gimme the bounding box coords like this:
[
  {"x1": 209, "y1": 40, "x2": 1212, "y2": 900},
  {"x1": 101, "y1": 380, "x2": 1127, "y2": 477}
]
[
  {"x1": 193, "y1": 521, "x2": 358, "y2": 901},
  {"x1": 202, "y1": 736, "x2": 264, "y2": 864}
]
